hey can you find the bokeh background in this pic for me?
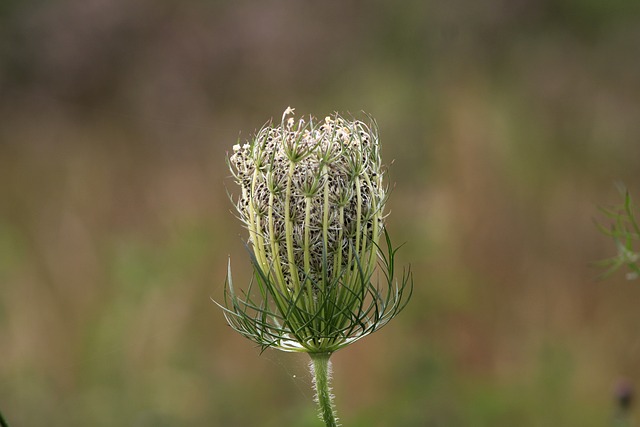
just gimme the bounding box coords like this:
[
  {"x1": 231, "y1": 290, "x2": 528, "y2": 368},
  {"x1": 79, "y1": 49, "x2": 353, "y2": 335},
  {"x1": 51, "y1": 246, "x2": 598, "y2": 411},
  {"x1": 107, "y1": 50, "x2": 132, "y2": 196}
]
[{"x1": 2, "y1": 0, "x2": 640, "y2": 426}]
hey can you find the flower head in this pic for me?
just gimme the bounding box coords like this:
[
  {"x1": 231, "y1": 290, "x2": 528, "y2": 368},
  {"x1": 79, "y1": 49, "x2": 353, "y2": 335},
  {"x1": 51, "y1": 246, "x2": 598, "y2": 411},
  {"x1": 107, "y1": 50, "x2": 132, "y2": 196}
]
[{"x1": 219, "y1": 108, "x2": 412, "y2": 353}]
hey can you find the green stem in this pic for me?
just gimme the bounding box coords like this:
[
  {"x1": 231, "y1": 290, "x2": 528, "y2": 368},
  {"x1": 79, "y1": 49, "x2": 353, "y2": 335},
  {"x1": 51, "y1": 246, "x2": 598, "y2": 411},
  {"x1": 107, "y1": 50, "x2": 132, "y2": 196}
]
[{"x1": 310, "y1": 352, "x2": 338, "y2": 427}]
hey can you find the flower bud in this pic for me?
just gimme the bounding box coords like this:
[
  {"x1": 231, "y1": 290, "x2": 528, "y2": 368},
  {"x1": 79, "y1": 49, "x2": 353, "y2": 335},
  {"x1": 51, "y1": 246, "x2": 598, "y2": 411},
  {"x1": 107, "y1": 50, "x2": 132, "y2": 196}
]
[
  {"x1": 229, "y1": 108, "x2": 386, "y2": 290},
  {"x1": 221, "y1": 108, "x2": 411, "y2": 354}
]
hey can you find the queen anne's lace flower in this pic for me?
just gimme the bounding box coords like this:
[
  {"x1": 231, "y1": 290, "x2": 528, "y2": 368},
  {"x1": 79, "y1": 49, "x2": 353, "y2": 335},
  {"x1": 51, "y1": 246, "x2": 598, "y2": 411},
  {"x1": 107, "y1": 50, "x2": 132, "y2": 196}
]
[
  {"x1": 229, "y1": 108, "x2": 385, "y2": 291},
  {"x1": 220, "y1": 108, "x2": 411, "y2": 354}
]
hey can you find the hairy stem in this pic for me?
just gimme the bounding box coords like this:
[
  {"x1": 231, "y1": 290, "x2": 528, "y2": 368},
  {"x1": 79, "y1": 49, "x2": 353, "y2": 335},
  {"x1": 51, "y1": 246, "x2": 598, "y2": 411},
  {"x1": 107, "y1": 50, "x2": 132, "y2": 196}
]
[{"x1": 310, "y1": 352, "x2": 338, "y2": 427}]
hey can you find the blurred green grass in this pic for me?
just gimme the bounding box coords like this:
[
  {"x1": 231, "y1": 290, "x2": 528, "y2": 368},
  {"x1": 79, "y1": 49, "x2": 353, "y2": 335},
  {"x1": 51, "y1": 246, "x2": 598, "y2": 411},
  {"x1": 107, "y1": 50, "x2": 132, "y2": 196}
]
[{"x1": 2, "y1": 0, "x2": 640, "y2": 425}]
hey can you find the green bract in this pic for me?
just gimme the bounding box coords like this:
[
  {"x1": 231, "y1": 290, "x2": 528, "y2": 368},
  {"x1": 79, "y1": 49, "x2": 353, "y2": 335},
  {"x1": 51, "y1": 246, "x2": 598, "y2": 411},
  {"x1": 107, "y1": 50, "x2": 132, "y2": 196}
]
[{"x1": 220, "y1": 107, "x2": 412, "y2": 354}]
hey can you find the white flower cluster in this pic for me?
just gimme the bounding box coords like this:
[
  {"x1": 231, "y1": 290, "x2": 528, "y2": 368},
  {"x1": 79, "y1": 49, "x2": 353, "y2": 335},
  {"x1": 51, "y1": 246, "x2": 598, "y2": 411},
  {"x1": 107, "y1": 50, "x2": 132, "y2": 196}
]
[{"x1": 229, "y1": 108, "x2": 387, "y2": 290}]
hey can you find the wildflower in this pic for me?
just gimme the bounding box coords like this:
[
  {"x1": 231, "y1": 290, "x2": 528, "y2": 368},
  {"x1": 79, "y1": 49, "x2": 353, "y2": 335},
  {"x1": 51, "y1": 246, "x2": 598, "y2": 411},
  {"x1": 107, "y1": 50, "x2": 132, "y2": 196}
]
[{"x1": 218, "y1": 108, "x2": 412, "y2": 426}]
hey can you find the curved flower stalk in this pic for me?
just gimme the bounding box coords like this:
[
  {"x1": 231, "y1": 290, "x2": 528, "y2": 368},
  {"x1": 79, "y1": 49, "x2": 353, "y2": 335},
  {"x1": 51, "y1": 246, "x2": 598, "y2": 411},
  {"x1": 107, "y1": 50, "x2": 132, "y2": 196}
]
[
  {"x1": 596, "y1": 187, "x2": 640, "y2": 280},
  {"x1": 217, "y1": 107, "x2": 412, "y2": 426}
]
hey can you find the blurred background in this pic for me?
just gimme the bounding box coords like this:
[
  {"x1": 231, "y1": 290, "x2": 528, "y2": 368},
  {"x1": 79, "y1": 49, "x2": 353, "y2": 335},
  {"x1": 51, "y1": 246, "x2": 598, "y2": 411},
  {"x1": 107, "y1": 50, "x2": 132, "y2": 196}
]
[{"x1": 2, "y1": 0, "x2": 640, "y2": 426}]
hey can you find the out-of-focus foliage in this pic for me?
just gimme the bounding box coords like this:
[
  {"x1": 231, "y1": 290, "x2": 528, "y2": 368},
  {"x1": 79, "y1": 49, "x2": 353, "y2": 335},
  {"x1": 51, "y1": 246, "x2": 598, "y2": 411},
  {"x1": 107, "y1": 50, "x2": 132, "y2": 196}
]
[
  {"x1": 596, "y1": 188, "x2": 640, "y2": 280},
  {"x1": 1, "y1": 0, "x2": 640, "y2": 426}
]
